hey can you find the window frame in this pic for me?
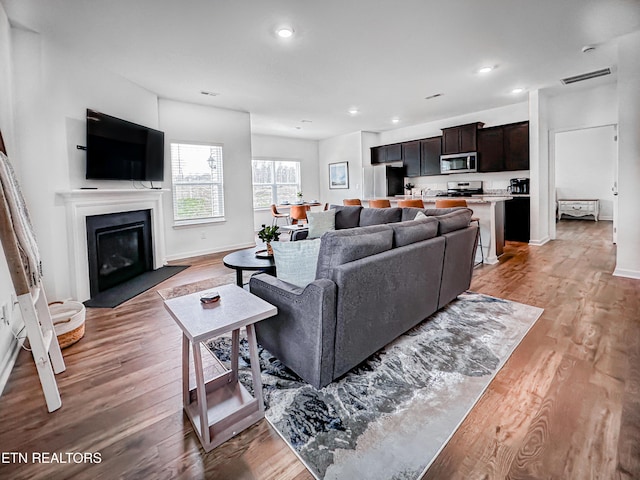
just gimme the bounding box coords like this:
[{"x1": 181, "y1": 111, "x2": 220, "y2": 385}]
[
  {"x1": 251, "y1": 157, "x2": 302, "y2": 210},
  {"x1": 170, "y1": 141, "x2": 226, "y2": 227}
]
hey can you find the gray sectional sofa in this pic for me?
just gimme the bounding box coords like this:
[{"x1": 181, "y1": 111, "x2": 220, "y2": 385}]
[{"x1": 249, "y1": 205, "x2": 479, "y2": 389}]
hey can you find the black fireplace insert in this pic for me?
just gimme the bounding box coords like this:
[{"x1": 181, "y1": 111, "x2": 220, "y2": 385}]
[{"x1": 86, "y1": 210, "x2": 152, "y2": 298}]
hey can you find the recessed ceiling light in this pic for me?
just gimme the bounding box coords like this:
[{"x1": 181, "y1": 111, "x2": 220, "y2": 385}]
[
  {"x1": 391, "y1": 117, "x2": 400, "y2": 124},
  {"x1": 511, "y1": 88, "x2": 525, "y2": 94},
  {"x1": 581, "y1": 45, "x2": 596, "y2": 54},
  {"x1": 300, "y1": 119, "x2": 313, "y2": 123},
  {"x1": 200, "y1": 91, "x2": 220, "y2": 97},
  {"x1": 478, "y1": 66, "x2": 494, "y2": 74},
  {"x1": 425, "y1": 93, "x2": 443, "y2": 100},
  {"x1": 348, "y1": 108, "x2": 359, "y2": 115},
  {"x1": 276, "y1": 27, "x2": 294, "y2": 38}
]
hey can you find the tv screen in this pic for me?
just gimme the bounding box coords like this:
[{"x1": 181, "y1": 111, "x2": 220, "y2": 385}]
[{"x1": 86, "y1": 109, "x2": 164, "y2": 181}]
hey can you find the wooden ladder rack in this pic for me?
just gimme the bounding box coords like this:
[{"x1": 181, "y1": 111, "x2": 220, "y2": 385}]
[{"x1": 0, "y1": 130, "x2": 65, "y2": 412}]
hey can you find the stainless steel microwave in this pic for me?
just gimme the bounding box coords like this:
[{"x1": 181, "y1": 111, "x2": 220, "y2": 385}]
[{"x1": 440, "y1": 152, "x2": 478, "y2": 174}]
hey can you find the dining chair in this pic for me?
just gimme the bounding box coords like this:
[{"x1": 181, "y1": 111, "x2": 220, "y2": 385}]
[
  {"x1": 434, "y1": 199, "x2": 484, "y2": 265},
  {"x1": 397, "y1": 199, "x2": 425, "y2": 208},
  {"x1": 368, "y1": 199, "x2": 391, "y2": 208},
  {"x1": 289, "y1": 205, "x2": 309, "y2": 224},
  {"x1": 343, "y1": 198, "x2": 362, "y2": 206},
  {"x1": 270, "y1": 204, "x2": 290, "y2": 226}
]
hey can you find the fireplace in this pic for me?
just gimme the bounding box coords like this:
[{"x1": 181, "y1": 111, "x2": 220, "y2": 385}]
[
  {"x1": 58, "y1": 189, "x2": 166, "y2": 302},
  {"x1": 86, "y1": 210, "x2": 153, "y2": 297}
]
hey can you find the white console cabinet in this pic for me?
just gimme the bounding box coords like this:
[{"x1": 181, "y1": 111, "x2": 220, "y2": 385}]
[{"x1": 557, "y1": 199, "x2": 599, "y2": 221}]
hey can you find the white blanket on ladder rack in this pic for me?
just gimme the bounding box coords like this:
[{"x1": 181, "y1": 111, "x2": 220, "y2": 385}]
[{"x1": 0, "y1": 151, "x2": 43, "y2": 288}]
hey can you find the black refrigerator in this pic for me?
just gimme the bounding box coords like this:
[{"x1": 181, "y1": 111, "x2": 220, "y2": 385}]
[{"x1": 386, "y1": 166, "x2": 404, "y2": 197}]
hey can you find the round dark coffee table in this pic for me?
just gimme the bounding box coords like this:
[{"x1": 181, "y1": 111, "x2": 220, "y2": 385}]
[{"x1": 223, "y1": 247, "x2": 275, "y2": 287}]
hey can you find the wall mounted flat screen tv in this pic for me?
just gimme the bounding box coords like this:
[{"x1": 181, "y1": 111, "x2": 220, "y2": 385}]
[{"x1": 86, "y1": 109, "x2": 164, "y2": 181}]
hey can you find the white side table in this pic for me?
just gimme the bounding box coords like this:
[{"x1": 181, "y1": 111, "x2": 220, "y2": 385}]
[
  {"x1": 163, "y1": 284, "x2": 277, "y2": 452},
  {"x1": 557, "y1": 199, "x2": 599, "y2": 221}
]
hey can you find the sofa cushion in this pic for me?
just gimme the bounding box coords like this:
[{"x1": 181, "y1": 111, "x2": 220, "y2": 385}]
[
  {"x1": 391, "y1": 216, "x2": 439, "y2": 247},
  {"x1": 359, "y1": 207, "x2": 402, "y2": 226},
  {"x1": 401, "y1": 206, "x2": 464, "y2": 221},
  {"x1": 437, "y1": 208, "x2": 473, "y2": 234},
  {"x1": 307, "y1": 209, "x2": 336, "y2": 238},
  {"x1": 271, "y1": 238, "x2": 322, "y2": 288},
  {"x1": 316, "y1": 225, "x2": 393, "y2": 279},
  {"x1": 330, "y1": 205, "x2": 362, "y2": 229}
]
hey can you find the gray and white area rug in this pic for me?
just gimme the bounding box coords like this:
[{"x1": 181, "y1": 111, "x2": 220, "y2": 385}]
[{"x1": 208, "y1": 292, "x2": 543, "y2": 480}]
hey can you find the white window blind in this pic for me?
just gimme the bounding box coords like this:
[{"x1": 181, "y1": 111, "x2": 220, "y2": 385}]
[
  {"x1": 171, "y1": 143, "x2": 224, "y2": 223},
  {"x1": 252, "y1": 159, "x2": 301, "y2": 208}
]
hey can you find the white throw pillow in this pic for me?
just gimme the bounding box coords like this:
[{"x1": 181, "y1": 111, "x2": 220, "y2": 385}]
[
  {"x1": 307, "y1": 210, "x2": 336, "y2": 238},
  {"x1": 415, "y1": 211, "x2": 428, "y2": 220},
  {"x1": 271, "y1": 239, "x2": 322, "y2": 288}
]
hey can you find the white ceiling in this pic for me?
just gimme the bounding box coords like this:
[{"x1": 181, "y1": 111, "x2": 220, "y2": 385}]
[{"x1": 3, "y1": 0, "x2": 640, "y2": 140}]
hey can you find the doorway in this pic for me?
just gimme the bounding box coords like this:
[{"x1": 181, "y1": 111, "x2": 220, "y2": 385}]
[{"x1": 551, "y1": 124, "x2": 618, "y2": 242}]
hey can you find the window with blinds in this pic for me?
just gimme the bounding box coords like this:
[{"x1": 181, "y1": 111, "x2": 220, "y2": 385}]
[
  {"x1": 170, "y1": 143, "x2": 225, "y2": 223},
  {"x1": 252, "y1": 159, "x2": 301, "y2": 208}
]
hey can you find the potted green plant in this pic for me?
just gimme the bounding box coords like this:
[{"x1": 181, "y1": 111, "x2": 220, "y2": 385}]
[
  {"x1": 257, "y1": 224, "x2": 280, "y2": 255},
  {"x1": 405, "y1": 182, "x2": 415, "y2": 196}
]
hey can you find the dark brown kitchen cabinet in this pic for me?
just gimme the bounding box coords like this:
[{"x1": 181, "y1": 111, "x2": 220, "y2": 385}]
[
  {"x1": 371, "y1": 143, "x2": 403, "y2": 164},
  {"x1": 477, "y1": 126, "x2": 504, "y2": 172},
  {"x1": 441, "y1": 122, "x2": 484, "y2": 154},
  {"x1": 420, "y1": 136, "x2": 442, "y2": 176},
  {"x1": 504, "y1": 122, "x2": 529, "y2": 170},
  {"x1": 403, "y1": 141, "x2": 421, "y2": 177},
  {"x1": 477, "y1": 121, "x2": 529, "y2": 172}
]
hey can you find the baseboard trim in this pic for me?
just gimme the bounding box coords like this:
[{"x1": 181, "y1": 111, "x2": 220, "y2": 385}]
[
  {"x1": 613, "y1": 268, "x2": 640, "y2": 280},
  {"x1": 529, "y1": 236, "x2": 551, "y2": 247},
  {"x1": 165, "y1": 241, "x2": 256, "y2": 262},
  {"x1": 0, "y1": 333, "x2": 22, "y2": 397}
]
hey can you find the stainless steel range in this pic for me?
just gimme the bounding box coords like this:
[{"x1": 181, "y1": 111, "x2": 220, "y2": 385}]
[{"x1": 437, "y1": 180, "x2": 483, "y2": 197}]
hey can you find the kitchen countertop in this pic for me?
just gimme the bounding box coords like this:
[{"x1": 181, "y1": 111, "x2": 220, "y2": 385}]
[{"x1": 364, "y1": 196, "x2": 514, "y2": 204}]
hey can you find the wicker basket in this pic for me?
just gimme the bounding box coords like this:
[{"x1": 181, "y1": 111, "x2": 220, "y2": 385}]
[{"x1": 50, "y1": 301, "x2": 86, "y2": 349}]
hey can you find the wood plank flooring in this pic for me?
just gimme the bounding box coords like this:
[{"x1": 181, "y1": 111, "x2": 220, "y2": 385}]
[{"x1": 0, "y1": 220, "x2": 638, "y2": 479}]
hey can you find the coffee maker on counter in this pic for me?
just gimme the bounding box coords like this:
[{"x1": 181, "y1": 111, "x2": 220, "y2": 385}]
[{"x1": 509, "y1": 178, "x2": 529, "y2": 194}]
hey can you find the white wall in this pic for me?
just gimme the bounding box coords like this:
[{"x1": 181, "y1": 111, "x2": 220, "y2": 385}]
[
  {"x1": 250, "y1": 134, "x2": 320, "y2": 230},
  {"x1": 319, "y1": 131, "x2": 365, "y2": 206},
  {"x1": 547, "y1": 83, "x2": 618, "y2": 131},
  {"x1": 546, "y1": 82, "x2": 619, "y2": 237},
  {"x1": 615, "y1": 31, "x2": 640, "y2": 279},
  {"x1": 10, "y1": 27, "x2": 160, "y2": 303},
  {"x1": 159, "y1": 99, "x2": 255, "y2": 260},
  {"x1": 529, "y1": 90, "x2": 551, "y2": 245},
  {"x1": 555, "y1": 126, "x2": 616, "y2": 219},
  {"x1": 0, "y1": 2, "x2": 23, "y2": 396}
]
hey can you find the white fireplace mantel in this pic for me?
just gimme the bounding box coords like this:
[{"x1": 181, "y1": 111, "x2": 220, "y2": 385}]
[{"x1": 57, "y1": 189, "x2": 168, "y2": 301}]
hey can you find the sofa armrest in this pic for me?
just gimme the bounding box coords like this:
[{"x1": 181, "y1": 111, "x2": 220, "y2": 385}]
[{"x1": 249, "y1": 274, "x2": 337, "y2": 388}]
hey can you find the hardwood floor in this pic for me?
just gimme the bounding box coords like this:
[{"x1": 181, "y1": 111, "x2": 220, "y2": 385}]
[{"x1": 0, "y1": 220, "x2": 638, "y2": 479}]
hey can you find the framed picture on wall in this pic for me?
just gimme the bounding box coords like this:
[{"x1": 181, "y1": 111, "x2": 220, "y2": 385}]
[{"x1": 329, "y1": 162, "x2": 349, "y2": 189}]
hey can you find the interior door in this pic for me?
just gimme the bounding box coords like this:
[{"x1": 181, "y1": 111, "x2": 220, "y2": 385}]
[{"x1": 554, "y1": 124, "x2": 618, "y2": 242}]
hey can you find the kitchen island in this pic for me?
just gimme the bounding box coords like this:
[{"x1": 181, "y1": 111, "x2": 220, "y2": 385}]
[{"x1": 363, "y1": 196, "x2": 512, "y2": 264}]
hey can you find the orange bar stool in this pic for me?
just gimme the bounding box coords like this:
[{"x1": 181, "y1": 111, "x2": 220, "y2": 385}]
[
  {"x1": 435, "y1": 199, "x2": 484, "y2": 266},
  {"x1": 434, "y1": 199, "x2": 467, "y2": 208},
  {"x1": 343, "y1": 199, "x2": 362, "y2": 206},
  {"x1": 368, "y1": 199, "x2": 391, "y2": 208},
  {"x1": 398, "y1": 199, "x2": 425, "y2": 208}
]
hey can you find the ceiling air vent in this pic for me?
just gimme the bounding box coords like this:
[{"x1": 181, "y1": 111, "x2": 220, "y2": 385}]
[{"x1": 561, "y1": 68, "x2": 611, "y2": 85}]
